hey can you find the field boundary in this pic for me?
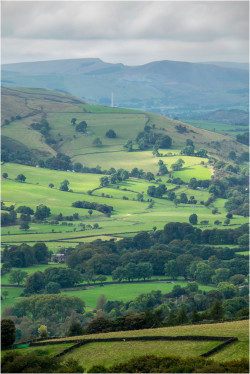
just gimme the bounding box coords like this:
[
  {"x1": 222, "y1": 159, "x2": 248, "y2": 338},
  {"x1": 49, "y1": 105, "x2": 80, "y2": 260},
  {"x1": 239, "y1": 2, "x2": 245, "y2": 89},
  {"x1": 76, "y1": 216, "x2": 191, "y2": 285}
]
[{"x1": 29, "y1": 335, "x2": 238, "y2": 359}]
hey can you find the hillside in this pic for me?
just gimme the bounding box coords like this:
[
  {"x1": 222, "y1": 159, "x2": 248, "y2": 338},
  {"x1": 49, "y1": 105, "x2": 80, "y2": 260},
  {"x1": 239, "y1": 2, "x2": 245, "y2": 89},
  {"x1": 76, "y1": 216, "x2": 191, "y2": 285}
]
[
  {"x1": 6, "y1": 320, "x2": 248, "y2": 371},
  {"x1": 1, "y1": 87, "x2": 248, "y2": 168},
  {"x1": 2, "y1": 58, "x2": 248, "y2": 117}
]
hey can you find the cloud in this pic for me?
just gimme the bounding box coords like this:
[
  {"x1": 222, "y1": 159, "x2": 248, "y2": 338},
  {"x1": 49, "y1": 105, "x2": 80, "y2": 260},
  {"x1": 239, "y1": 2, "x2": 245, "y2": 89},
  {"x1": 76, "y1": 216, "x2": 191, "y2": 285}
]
[{"x1": 1, "y1": 1, "x2": 249, "y2": 64}]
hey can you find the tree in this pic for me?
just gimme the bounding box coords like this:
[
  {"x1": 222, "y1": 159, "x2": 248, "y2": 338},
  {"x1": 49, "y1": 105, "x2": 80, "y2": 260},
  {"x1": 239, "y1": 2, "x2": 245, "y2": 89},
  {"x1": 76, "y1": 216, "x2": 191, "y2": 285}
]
[
  {"x1": 106, "y1": 129, "x2": 117, "y2": 138},
  {"x1": 2, "y1": 291, "x2": 9, "y2": 299},
  {"x1": 38, "y1": 325, "x2": 49, "y2": 338},
  {"x1": 45, "y1": 281, "x2": 61, "y2": 294},
  {"x1": 194, "y1": 262, "x2": 214, "y2": 284},
  {"x1": 19, "y1": 222, "x2": 30, "y2": 230},
  {"x1": 137, "y1": 262, "x2": 153, "y2": 280},
  {"x1": 49, "y1": 183, "x2": 54, "y2": 188},
  {"x1": 1, "y1": 319, "x2": 16, "y2": 349},
  {"x1": 67, "y1": 322, "x2": 83, "y2": 336},
  {"x1": 33, "y1": 242, "x2": 49, "y2": 264},
  {"x1": 124, "y1": 139, "x2": 133, "y2": 152},
  {"x1": 24, "y1": 271, "x2": 45, "y2": 293},
  {"x1": 191, "y1": 307, "x2": 201, "y2": 323},
  {"x1": 75, "y1": 121, "x2": 87, "y2": 132},
  {"x1": 189, "y1": 213, "x2": 198, "y2": 225},
  {"x1": 209, "y1": 300, "x2": 224, "y2": 321},
  {"x1": 9, "y1": 270, "x2": 28, "y2": 286},
  {"x1": 2, "y1": 173, "x2": 8, "y2": 179},
  {"x1": 15, "y1": 174, "x2": 26, "y2": 182},
  {"x1": 96, "y1": 294, "x2": 107, "y2": 310},
  {"x1": 217, "y1": 282, "x2": 237, "y2": 299},
  {"x1": 212, "y1": 268, "x2": 230, "y2": 285},
  {"x1": 60, "y1": 179, "x2": 70, "y2": 191},
  {"x1": 34, "y1": 204, "x2": 51, "y2": 220},
  {"x1": 71, "y1": 118, "x2": 77, "y2": 125},
  {"x1": 164, "y1": 260, "x2": 178, "y2": 279},
  {"x1": 88, "y1": 209, "x2": 93, "y2": 217},
  {"x1": 176, "y1": 306, "x2": 188, "y2": 325},
  {"x1": 92, "y1": 137, "x2": 102, "y2": 147}
]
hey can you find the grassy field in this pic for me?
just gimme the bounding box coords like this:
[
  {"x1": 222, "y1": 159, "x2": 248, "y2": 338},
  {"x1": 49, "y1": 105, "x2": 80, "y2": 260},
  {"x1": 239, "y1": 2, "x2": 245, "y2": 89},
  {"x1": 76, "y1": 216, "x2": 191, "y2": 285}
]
[
  {"x1": 1, "y1": 162, "x2": 248, "y2": 247},
  {"x1": 63, "y1": 340, "x2": 221, "y2": 370},
  {"x1": 62, "y1": 281, "x2": 215, "y2": 309},
  {"x1": 40, "y1": 320, "x2": 249, "y2": 368}
]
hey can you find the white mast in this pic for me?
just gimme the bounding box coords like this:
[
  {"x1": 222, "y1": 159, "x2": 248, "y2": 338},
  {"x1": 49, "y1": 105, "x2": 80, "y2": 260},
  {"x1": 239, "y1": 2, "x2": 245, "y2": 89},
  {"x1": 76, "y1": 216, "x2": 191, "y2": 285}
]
[{"x1": 111, "y1": 92, "x2": 114, "y2": 107}]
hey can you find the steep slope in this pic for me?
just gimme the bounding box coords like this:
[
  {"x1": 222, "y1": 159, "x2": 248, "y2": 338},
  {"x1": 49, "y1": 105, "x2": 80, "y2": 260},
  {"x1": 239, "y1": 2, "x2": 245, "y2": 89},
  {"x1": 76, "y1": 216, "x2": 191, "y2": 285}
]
[{"x1": 2, "y1": 58, "x2": 248, "y2": 115}]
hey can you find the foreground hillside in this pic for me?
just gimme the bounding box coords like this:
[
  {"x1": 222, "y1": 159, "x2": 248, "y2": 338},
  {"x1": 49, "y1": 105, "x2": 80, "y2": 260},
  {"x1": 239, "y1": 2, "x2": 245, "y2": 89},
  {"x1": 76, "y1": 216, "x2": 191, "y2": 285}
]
[{"x1": 8, "y1": 320, "x2": 248, "y2": 371}]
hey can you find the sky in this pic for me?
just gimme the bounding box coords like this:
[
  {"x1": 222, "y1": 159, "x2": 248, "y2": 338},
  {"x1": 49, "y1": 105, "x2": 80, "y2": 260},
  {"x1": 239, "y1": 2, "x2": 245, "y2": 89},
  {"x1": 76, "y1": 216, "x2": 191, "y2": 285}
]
[{"x1": 1, "y1": 0, "x2": 249, "y2": 65}]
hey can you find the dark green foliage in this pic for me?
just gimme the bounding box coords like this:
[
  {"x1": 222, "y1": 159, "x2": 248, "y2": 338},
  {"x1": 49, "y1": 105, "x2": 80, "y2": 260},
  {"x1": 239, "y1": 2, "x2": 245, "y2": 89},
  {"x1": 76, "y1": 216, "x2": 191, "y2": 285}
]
[
  {"x1": 75, "y1": 120, "x2": 87, "y2": 133},
  {"x1": 43, "y1": 267, "x2": 83, "y2": 288},
  {"x1": 19, "y1": 222, "x2": 29, "y2": 230},
  {"x1": 1, "y1": 319, "x2": 16, "y2": 349},
  {"x1": 236, "y1": 132, "x2": 249, "y2": 145},
  {"x1": 60, "y1": 179, "x2": 70, "y2": 191},
  {"x1": 88, "y1": 355, "x2": 249, "y2": 373},
  {"x1": 86, "y1": 317, "x2": 113, "y2": 334},
  {"x1": 16, "y1": 206, "x2": 34, "y2": 215},
  {"x1": 12, "y1": 294, "x2": 85, "y2": 323},
  {"x1": 9, "y1": 270, "x2": 28, "y2": 286},
  {"x1": 24, "y1": 271, "x2": 45, "y2": 293},
  {"x1": 1, "y1": 351, "x2": 84, "y2": 373},
  {"x1": 1, "y1": 210, "x2": 17, "y2": 226},
  {"x1": 15, "y1": 174, "x2": 26, "y2": 182},
  {"x1": 92, "y1": 137, "x2": 102, "y2": 146},
  {"x1": 209, "y1": 300, "x2": 224, "y2": 320},
  {"x1": 45, "y1": 281, "x2": 61, "y2": 294},
  {"x1": 176, "y1": 306, "x2": 189, "y2": 324},
  {"x1": 136, "y1": 130, "x2": 172, "y2": 150},
  {"x1": 32, "y1": 242, "x2": 49, "y2": 264},
  {"x1": 34, "y1": 204, "x2": 51, "y2": 220},
  {"x1": 45, "y1": 153, "x2": 73, "y2": 171},
  {"x1": 189, "y1": 213, "x2": 198, "y2": 225},
  {"x1": 2, "y1": 242, "x2": 48, "y2": 267},
  {"x1": 106, "y1": 129, "x2": 117, "y2": 138},
  {"x1": 67, "y1": 322, "x2": 84, "y2": 336},
  {"x1": 72, "y1": 200, "x2": 113, "y2": 215},
  {"x1": 147, "y1": 184, "x2": 166, "y2": 198}
]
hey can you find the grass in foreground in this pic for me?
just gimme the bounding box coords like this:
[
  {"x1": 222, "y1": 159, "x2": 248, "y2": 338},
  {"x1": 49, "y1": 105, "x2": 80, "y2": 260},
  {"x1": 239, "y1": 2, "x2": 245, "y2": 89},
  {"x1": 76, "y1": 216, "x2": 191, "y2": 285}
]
[
  {"x1": 45, "y1": 320, "x2": 249, "y2": 363},
  {"x1": 63, "y1": 340, "x2": 221, "y2": 370}
]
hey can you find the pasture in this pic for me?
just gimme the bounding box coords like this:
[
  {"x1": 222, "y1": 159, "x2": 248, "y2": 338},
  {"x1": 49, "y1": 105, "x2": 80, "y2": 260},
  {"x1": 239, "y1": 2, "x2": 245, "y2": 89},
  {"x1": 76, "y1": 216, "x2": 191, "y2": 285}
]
[
  {"x1": 42, "y1": 320, "x2": 248, "y2": 367},
  {"x1": 1, "y1": 162, "x2": 248, "y2": 248},
  {"x1": 62, "y1": 281, "x2": 215, "y2": 309}
]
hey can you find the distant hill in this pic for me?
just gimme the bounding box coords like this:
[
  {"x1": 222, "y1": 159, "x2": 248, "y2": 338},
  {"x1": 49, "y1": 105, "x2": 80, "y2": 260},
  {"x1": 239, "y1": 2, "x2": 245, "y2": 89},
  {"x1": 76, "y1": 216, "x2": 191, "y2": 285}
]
[{"x1": 2, "y1": 58, "x2": 248, "y2": 116}]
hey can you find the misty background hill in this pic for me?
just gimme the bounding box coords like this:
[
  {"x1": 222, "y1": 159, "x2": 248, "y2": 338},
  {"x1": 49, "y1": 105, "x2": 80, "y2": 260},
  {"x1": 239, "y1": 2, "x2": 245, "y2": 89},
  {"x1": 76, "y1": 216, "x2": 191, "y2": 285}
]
[{"x1": 2, "y1": 58, "x2": 249, "y2": 119}]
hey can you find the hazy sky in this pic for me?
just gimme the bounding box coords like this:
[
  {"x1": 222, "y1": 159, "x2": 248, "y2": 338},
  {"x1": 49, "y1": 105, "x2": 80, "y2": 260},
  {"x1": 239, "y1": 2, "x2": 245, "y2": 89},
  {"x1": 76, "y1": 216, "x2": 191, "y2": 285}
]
[{"x1": 1, "y1": 0, "x2": 249, "y2": 65}]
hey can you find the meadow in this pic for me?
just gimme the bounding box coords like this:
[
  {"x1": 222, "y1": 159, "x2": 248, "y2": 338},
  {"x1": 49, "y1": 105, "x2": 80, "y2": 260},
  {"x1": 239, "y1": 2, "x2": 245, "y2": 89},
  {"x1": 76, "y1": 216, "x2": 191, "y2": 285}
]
[
  {"x1": 63, "y1": 281, "x2": 215, "y2": 309},
  {"x1": 38, "y1": 320, "x2": 248, "y2": 368},
  {"x1": 1, "y1": 163, "x2": 248, "y2": 251}
]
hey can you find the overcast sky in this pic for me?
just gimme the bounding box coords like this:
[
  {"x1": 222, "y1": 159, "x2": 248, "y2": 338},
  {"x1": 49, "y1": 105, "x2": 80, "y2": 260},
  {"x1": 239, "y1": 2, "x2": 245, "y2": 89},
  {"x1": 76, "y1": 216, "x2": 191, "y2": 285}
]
[{"x1": 1, "y1": 0, "x2": 249, "y2": 65}]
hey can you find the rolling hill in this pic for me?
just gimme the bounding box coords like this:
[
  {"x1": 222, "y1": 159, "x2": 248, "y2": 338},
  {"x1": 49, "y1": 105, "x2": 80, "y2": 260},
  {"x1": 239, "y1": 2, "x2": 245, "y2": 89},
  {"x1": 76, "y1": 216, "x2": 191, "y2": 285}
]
[{"x1": 1, "y1": 87, "x2": 248, "y2": 168}]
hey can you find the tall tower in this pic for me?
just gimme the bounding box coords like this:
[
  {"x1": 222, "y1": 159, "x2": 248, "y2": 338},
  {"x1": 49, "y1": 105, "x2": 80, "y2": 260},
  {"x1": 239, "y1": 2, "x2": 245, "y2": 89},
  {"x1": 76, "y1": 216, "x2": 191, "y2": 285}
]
[{"x1": 111, "y1": 92, "x2": 114, "y2": 107}]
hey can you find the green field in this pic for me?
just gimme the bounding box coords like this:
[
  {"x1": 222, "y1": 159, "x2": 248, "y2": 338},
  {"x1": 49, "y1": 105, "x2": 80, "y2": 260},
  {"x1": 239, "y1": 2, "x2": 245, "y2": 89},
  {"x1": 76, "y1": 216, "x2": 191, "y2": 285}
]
[
  {"x1": 2, "y1": 163, "x2": 248, "y2": 248},
  {"x1": 41, "y1": 320, "x2": 248, "y2": 367},
  {"x1": 62, "y1": 281, "x2": 215, "y2": 309},
  {"x1": 63, "y1": 340, "x2": 221, "y2": 370}
]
